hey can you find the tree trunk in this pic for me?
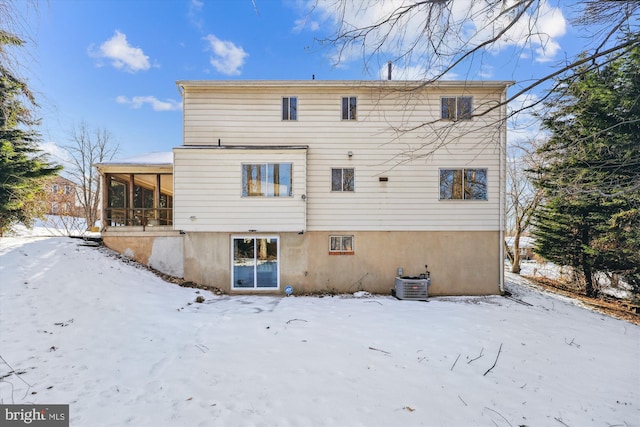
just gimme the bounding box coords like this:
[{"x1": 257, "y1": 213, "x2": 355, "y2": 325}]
[
  {"x1": 581, "y1": 226, "x2": 596, "y2": 297},
  {"x1": 504, "y1": 239, "x2": 514, "y2": 265},
  {"x1": 511, "y1": 231, "x2": 522, "y2": 274}
]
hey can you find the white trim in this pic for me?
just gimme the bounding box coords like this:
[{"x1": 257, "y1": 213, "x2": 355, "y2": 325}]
[
  {"x1": 329, "y1": 234, "x2": 355, "y2": 254},
  {"x1": 231, "y1": 235, "x2": 280, "y2": 290},
  {"x1": 341, "y1": 96, "x2": 357, "y2": 120},
  {"x1": 438, "y1": 168, "x2": 489, "y2": 201},
  {"x1": 281, "y1": 96, "x2": 298, "y2": 121}
]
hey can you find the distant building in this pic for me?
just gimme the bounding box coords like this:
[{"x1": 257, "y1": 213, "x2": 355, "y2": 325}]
[
  {"x1": 43, "y1": 176, "x2": 82, "y2": 217},
  {"x1": 505, "y1": 236, "x2": 536, "y2": 261}
]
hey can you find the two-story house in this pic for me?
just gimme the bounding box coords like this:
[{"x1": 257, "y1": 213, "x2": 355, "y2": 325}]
[{"x1": 97, "y1": 79, "x2": 511, "y2": 296}]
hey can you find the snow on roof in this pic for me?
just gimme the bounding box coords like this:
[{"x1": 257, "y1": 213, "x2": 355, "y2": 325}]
[
  {"x1": 98, "y1": 152, "x2": 173, "y2": 166},
  {"x1": 505, "y1": 236, "x2": 536, "y2": 248}
]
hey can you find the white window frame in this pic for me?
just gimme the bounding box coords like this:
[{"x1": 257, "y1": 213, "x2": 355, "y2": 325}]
[
  {"x1": 231, "y1": 235, "x2": 280, "y2": 290},
  {"x1": 242, "y1": 163, "x2": 293, "y2": 197},
  {"x1": 341, "y1": 96, "x2": 357, "y2": 120},
  {"x1": 282, "y1": 96, "x2": 297, "y2": 121},
  {"x1": 439, "y1": 168, "x2": 488, "y2": 200},
  {"x1": 441, "y1": 96, "x2": 473, "y2": 120},
  {"x1": 331, "y1": 168, "x2": 355, "y2": 192},
  {"x1": 329, "y1": 235, "x2": 354, "y2": 255}
]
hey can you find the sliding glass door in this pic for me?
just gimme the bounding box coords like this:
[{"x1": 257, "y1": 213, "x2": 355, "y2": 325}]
[{"x1": 232, "y1": 236, "x2": 279, "y2": 289}]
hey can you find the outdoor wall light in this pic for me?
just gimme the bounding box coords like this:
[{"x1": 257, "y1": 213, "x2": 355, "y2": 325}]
[
  {"x1": 348, "y1": 151, "x2": 353, "y2": 157},
  {"x1": 189, "y1": 215, "x2": 196, "y2": 221}
]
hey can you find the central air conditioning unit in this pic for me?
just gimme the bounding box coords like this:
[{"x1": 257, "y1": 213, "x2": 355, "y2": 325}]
[{"x1": 394, "y1": 276, "x2": 430, "y2": 300}]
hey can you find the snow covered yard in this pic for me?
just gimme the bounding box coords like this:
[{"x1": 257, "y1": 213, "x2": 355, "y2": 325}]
[{"x1": 0, "y1": 236, "x2": 638, "y2": 427}]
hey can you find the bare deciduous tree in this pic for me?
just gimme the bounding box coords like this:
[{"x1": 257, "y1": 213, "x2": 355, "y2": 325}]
[
  {"x1": 63, "y1": 122, "x2": 118, "y2": 230},
  {"x1": 506, "y1": 140, "x2": 544, "y2": 273},
  {"x1": 306, "y1": 0, "x2": 639, "y2": 144}
]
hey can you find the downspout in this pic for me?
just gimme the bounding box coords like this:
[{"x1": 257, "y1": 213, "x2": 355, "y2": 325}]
[{"x1": 498, "y1": 86, "x2": 508, "y2": 294}]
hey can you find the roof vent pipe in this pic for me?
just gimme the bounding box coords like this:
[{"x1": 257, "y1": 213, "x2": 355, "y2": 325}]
[{"x1": 387, "y1": 61, "x2": 392, "y2": 80}]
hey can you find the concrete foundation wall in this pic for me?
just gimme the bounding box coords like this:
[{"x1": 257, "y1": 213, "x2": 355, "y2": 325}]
[
  {"x1": 103, "y1": 230, "x2": 184, "y2": 278},
  {"x1": 183, "y1": 231, "x2": 501, "y2": 296}
]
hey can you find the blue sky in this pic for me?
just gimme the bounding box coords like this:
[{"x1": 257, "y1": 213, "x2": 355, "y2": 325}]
[{"x1": 16, "y1": 0, "x2": 595, "y2": 160}]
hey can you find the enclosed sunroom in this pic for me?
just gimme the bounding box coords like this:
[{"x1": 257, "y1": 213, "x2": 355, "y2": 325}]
[{"x1": 96, "y1": 153, "x2": 174, "y2": 230}]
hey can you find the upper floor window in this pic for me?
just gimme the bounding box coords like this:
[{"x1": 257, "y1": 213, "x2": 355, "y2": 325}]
[
  {"x1": 441, "y1": 96, "x2": 472, "y2": 120},
  {"x1": 341, "y1": 96, "x2": 357, "y2": 120},
  {"x1": 439, "y1": 168, "x2": 487, "y2": 200},
  {"x1": 282, "y1": 97, "x2": 297, "y2": 121},
  {"x1": 64, "y1": 185, "x2": 71, "y2": 195},
  {"x1": 52, "y1": 184, "x2": 59, "y2": 193},
  {"x1": 332, "y1": 168, "x2": 355, "y2": 192},
  {"x1": 242, "y1": 163, "x2": 292, "y2": 197}
]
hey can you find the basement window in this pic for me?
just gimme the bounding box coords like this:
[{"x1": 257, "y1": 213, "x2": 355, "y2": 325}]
[{"x1": 329, "y1": 235, "x2": 354, "y2": 255}]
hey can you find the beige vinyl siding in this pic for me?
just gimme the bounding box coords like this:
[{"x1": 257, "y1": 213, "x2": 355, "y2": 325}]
[
  {"x1": 174, "y1": 147, "x2": 307, "y2": 232},
  {"x1": 179, "y1": 81, "x2": 507, "y2": 232}
]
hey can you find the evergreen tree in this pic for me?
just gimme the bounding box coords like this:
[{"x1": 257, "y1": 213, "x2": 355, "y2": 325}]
[
  {"x1": 0, "y1": 30, "x2": 61, "y2": 236},
  {"x1": 533, "y1": 42, "x2": 640, "y2": 296}
]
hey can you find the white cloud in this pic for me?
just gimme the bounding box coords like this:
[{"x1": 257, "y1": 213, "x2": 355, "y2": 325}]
[
  {"x1": 38, "y1": 141, "x2": 72, "y2": 166},
  {"x1": 299, "y1": 0, "x2": 566, "y2": 71},
  {"x1": 203, "y1": 34, "x2": 248, "y2": 76},
  {"x1": 90, "y1": 30, "x2": 151, "y2": 72},
  {"x1": 378, "y1": 63, "x2": 459, "y2": 81},
  {"x1": 478, "y1": 64, "x2": 494, "y2": 79},
  {"x1": 188, "y1": 0, "x2": 205, "y2": 30},
  {"x1": 507, "y1": 93, "x2": 545, "y2": 144},
  {"x1": 294, "y1": 16, "x2": 320, "y2": 32},
  {"x1": 116, "y1": 96, "x2": 182, "y2": 112}
]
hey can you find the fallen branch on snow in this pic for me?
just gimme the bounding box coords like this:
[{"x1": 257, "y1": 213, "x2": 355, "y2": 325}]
[
  {"x1": 484, "y1": 407, "x2": 512, "y2": 427},
  {"x1": 369, "y1": 346, "x2": 391, "y2": 355},
  {"x1": 286, "y1": 318, "x2": 308, "y2": 324},
  {"x1": 483, "y1": 343, "x2": 503, "y2": 376},
  {"x1": 468, "y1": 348, "x2": 484, "y2": 364},
  {"x1": 0, "y1": 354, "x2": 32, "y2": 401},
  {"x1": 564, "y1": 337, "x2": 581, "y2": 348},
  {"x1": 450, "y1": 353, "x2": 461, "y2": 371}
]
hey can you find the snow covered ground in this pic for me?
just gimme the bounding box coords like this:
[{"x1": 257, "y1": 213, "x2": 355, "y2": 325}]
[
  {"x1": 517, "y1": 259, "x2": 636, "y2": 299},
  {"x1": 1, "y1": 235, "x2": 638, "y2": 427}
]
